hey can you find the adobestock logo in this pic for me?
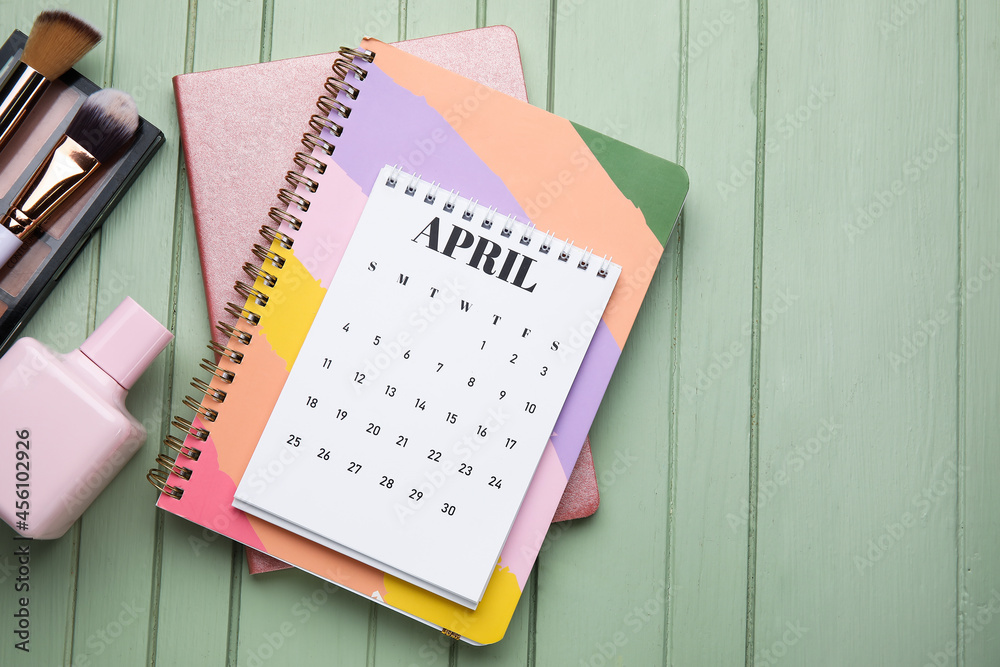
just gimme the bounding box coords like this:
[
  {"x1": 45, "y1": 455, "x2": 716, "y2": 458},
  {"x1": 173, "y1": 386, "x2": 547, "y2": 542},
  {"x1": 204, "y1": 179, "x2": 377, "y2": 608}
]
[
  {"x1": 888, "y1": 255, "x2": 999, "y2": 372},
  {"x1": 843, "y1": 128, "x2": 957, "y2": 243},
  {"x1": 727, "y1": 417, "x2": 842, "y2": 533},
  {"x1": 683, "y1": 288, "x2": 799, "y2": 403},
  {"x1": 70, "y1": 600, "x2": 146, "y2": 667},
  {"x1": 243, "y1": 443, "x2": 306, "y2": 496},
  {"x1": 753, "y1": 620, "x2": 809, "y2": 667},
  {"x1": 717, "y1": 85, "x2": 834, "y2": 203},
  {"x1": 675, "y1": 0, "x2": 755, "y2": 66},
  {"x1": 879, "y1": 0, "x2": 931, "y2": 38},
  {"x1": 922, "y1": 589, "x2": 1000, "y2": 667},
  {"x1": 854, "y1": 460, "x2": 961, "y2": 574},
  {"x1": 577, "y1": 580, "x2": 667, "y2": 667}
]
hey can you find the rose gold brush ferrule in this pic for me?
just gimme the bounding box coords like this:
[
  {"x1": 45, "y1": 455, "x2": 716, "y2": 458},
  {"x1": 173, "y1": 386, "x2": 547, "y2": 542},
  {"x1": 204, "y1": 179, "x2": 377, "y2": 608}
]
[
  {"x1": 0, "y1": 61, "x2": 49, "y2": 153},
  {"x1": 2, "y1": 135, "x2": 99, "y2": 238}
]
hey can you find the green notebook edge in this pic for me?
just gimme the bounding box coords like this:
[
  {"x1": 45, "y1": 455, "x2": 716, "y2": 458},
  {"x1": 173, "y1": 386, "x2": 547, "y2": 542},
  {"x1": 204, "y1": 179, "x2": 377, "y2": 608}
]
[{"x1": 571, "y1": 121, "x2": 689, "y2": 247}]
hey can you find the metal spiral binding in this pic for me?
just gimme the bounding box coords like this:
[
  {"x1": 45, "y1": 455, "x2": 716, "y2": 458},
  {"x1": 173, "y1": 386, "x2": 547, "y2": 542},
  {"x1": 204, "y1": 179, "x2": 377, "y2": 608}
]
[
  {"x1": 155, "y1": 454, "x2": 192, "y2": 480},
  {"x1": 277, "y1": 189, "x2": 310, "y2": 212},
  {"x1": 146, "y1": 470, "x2": 182, "y2": 499},
  {"x1": 242, "y1": 262, "x2": 276, "y2": 288},
  {"x1": 251, "y1": 244, "x2": 285, "y2": 269},
  {"x1": 200, "y1": 358, "x2": 236, "y2": 383},
  {"x1": 223, "y1": 301, "x2": 262, "y2": 326},
  {"x1": 268, "y1": 208, "x2": 302, "y2": 231},
  {"x1": 208, "y1": 340, "x2": 245, "y2": 364},
  {"x1": 147, "y1": 45, "x2": 375, "y2": 499},
  {"x1": 294, "y1": 152, "x2": 326, "y2": 174},
  {"x1": 259, "y1": 225, "x2": 293, "y2": 250},
  {"x1": 191, "y1": 377, "x2": 227, "y2": 402},
  {"x1": 234, "y1": 280, "x2": 269, "y2": 307},
  {"x1": 286, "y1": 170, "x2": 318, "y2": 193},
  {"x1": 172, "y1": 416, "x2": 210, "y2": 441},
  {"x1": 182, "y1": 396, "x2": 219, "y2": 422},
  {"x1": 301, "y1": 132, "x2": 334, "y2": 155},
  {"x1": 164, "y1": 434, "x2": 202, "y2": 460},
  {"x1": 317, "y1": 96, "x2": 351, "y2": 120},
  {"x1": 309, "y1": 114, "x2": 343, "y2": 138}
]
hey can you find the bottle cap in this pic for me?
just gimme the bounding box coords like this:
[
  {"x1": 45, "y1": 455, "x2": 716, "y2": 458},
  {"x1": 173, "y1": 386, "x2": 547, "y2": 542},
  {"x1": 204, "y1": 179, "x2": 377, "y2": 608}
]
[{"x1": 80, "y1": 297, "x2": 173, "y2": 390}]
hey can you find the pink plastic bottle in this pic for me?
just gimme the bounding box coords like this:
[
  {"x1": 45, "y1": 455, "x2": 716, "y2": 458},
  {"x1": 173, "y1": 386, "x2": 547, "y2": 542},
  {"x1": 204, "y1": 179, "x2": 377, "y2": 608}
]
[{"x1": 0, "y1": 297, "x2": 172, "y2": 539}]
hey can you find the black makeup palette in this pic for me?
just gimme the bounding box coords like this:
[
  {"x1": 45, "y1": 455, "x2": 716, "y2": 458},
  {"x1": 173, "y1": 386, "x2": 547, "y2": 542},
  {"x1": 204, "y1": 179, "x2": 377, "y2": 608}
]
[{"x1": 0, "y1": 30, "x2": 163, "y2": 352}]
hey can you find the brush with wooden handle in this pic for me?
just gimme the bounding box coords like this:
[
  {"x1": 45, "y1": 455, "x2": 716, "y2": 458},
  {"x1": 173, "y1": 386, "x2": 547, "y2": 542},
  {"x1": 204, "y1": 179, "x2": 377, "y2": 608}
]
[
  {"x1": 0, "y1": 11, "x2": 102, "y2": 153},
  {"x1": 0, "y1": 89, "x2": 139, "y2": 266}
]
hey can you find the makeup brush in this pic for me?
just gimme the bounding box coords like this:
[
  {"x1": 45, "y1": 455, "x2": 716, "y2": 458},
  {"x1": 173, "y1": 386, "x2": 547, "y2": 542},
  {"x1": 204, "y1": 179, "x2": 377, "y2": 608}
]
[
  {"x1": 0, "y1": 89, "x2": 138, "y2": 266},
  {"x1": 0, "y1": 11, "x2": 102, "y2": 153}
]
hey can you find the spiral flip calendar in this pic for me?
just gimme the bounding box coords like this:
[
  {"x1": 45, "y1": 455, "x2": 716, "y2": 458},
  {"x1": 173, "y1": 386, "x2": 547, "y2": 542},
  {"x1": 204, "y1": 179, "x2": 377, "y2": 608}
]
[{"x1": 233, "y1": 165, "x2": 620, "y2": 608}]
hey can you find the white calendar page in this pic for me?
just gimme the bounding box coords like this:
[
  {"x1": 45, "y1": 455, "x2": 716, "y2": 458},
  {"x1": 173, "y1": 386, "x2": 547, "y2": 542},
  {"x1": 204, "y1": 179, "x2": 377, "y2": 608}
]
[{"x1": 234, "y1": 165, "x2": 620, "y2": 608}]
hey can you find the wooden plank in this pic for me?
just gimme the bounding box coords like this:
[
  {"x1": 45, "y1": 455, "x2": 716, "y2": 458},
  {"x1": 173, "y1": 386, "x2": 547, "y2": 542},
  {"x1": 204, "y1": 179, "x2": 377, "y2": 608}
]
[
  {"x1": 66, "y1": 1, "x2": 189, "y2": 665},
  {"x1": 550, "y1": 0, "x2": 678, "y2": 159},
  {"x1": 753, "y1": 2, "x2": 959, "y2": 663},
  {"x1": 404, "y1": 0, "x2": 478, "y2": 40},
  {"x1": 190, "y1": 0, "x2": 266, "y2": 71},
  {"x1": 0, "y1": 3, "x2": 112, "y2": 666},
  {"x1": 961, "y1": 1, "x2": 1000, "y2": 665},
  {"x1": 371, "y1": 603, "x2": 459, "y2": 667},
  {"x1": 151, "y1": 3, "x2": 267, "y2": 665},
  {"x1": 235, "y1": 559, "x2": 372, "y2": 665},
  {"x1": 669, "y1": 0, "x2": 758, "y2": 663},
  {"x1": 532, "y1": 1, "x2": 680, "y2": 665},
  {"x1": 270, "y1": 1, "x2": 401, "y2": 60},
  {"x1": 0, "y1": 532, "x2": 78, "y2": 665},
  {"x1": 484, "y1": 0, "x2": 551, "y2": 107},
  {"x1": 154, "y1": 181, "x2": 237, "y2": 666}
]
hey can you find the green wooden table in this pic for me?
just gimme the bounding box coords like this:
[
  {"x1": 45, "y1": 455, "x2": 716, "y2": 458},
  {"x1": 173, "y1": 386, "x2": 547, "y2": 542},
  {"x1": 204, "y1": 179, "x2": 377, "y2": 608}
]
[{"x1": 2, "y1": 1, "x2": 997, "y2": 665}]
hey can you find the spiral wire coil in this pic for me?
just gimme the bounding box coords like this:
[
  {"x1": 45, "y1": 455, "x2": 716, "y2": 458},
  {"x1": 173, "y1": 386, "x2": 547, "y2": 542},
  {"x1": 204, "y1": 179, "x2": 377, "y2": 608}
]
[{"x1": 146, "y1": 46, "x2": 375, "y2": 500}]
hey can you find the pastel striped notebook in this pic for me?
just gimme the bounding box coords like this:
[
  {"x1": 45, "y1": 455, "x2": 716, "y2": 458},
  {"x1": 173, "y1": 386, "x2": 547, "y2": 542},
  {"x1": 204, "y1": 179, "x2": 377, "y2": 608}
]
[{"x1": 148, "y1": 38, "x2": 688, "y2": 644}]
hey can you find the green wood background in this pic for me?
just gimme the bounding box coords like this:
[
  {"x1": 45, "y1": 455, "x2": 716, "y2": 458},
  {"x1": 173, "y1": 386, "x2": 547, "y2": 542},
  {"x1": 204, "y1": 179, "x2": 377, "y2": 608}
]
[{"x1": 0, "y1": 0, "x2": 996, "y2": 665}]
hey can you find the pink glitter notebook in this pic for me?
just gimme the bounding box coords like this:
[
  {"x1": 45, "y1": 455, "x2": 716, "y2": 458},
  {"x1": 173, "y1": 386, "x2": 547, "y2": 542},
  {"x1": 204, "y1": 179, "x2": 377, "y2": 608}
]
[{"x1": 173, "y1": 27, "x2": 599, "y2": 576}]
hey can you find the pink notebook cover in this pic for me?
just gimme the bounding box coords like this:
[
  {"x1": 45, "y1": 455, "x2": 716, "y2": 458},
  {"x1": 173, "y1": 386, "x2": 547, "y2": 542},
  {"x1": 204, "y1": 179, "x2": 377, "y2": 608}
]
[{"x1": 173, "y1": 27, "x2": 599, "y2": 575}]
